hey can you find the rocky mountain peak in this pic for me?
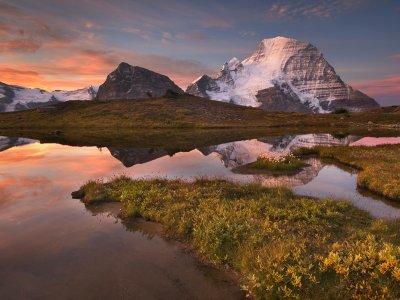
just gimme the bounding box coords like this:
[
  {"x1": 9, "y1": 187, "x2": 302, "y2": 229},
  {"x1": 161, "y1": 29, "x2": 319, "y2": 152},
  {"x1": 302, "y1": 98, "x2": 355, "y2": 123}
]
[{"x1": 97, "y1": 62, "x2": 184, "y2": 100}]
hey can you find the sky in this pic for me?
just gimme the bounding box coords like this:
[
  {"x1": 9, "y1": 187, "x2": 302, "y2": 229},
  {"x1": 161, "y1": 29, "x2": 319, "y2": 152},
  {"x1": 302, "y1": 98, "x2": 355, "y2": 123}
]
[{"x1": 0, "y1": 0, "x2": 399, "y2": 106}]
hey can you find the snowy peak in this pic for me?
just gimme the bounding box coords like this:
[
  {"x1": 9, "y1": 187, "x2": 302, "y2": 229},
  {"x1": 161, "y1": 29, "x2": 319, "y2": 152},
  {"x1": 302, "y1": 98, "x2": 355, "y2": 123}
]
[
  {"x1": 242, "y1": 36, "x2": 309, "y2": 66},
  {"x1": 0, "y1": 82, "x2": 96, "y2": 112},
  {"x1": 222, "y1": 57, "x2": 241, "y2": 72},
  {"x1": 52, "y1": 86, "x2": 97, "y2": 102},
  {"x1": 186, "y1": 36, "x2": 379, "y2": 113}
]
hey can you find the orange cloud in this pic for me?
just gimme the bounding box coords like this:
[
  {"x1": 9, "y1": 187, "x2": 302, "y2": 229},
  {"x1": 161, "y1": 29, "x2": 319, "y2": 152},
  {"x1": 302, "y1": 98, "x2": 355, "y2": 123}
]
[
  {"x1": 0, "y1": 39, "x2": 41, "y2": 53},
  {"x1": 0, "y1": 46, "x2": 213, "y2": 90},
  {"x1": 0, "y1": 67, "x2": 50, "y2": 89},
  {"x1": 0, "y1": 3, "x2": 216, "y2": 91}
]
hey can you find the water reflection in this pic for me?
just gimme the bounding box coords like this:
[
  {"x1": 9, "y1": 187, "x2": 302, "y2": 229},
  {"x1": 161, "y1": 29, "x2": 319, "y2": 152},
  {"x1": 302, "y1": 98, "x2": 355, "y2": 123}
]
[
  {"x1": 1, "y1": 134, "x2": 400, "y2": 220},
  {"x1": 294, "y1": 166, "x2": 400, "y2": 219},
  {"x1": 1, "y1": 132, "x2": 400, "y2": 297},
  {"x1": 0, "y1": 143, "x2": 244, "y2": 299},
  {"x1": 108, "y1": 147, "x2": 169, "y2": 167},
  {"x1": 0, "y1": 136, "x2": 37, "y2": 152},
  {"x1": 350, "y1": 137, "x2": 400, "y2": 146}
]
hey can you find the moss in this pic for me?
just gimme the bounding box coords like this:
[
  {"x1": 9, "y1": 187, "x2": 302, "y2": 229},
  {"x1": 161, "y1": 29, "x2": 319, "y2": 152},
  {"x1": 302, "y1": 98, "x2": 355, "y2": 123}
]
[{"x1": 76, "y1": 178, "x2": 400, "y2": 299}]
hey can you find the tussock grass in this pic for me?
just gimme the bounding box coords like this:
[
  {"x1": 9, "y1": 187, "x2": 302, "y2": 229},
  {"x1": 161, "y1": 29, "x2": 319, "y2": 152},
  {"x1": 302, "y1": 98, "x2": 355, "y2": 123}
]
[
  {"x1": 249, "y1": 153, "x2": 305, "y2": 171},
  {"x1": 76, "y1": 178, "x2": 400, "y2": 299}
]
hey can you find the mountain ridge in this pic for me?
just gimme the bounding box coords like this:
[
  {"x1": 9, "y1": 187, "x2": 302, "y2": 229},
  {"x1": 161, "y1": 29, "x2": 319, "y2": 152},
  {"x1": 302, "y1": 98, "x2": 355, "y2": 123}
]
[{"x1": 0, "y1": 82, "x2": 96, "y2": 112}]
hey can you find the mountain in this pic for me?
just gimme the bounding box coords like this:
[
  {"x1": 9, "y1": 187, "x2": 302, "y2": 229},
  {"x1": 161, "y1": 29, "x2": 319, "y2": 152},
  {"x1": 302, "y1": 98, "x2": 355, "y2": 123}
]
[
  {"x1": 107, "y1": 147, "x2": 169, "y2": 167},
  {"x1": 187, "y1": 36, "x2": 379, "y2": 113},
  {"x1": 0, "y1": 136, "x2": 37, "y2": 152},
  {"x1": 96, "y1": 62, "x2": 184, "y2": 100},
  {"x1": 269, "y1": 134, "x2": 362, "y2": 152},
  {"x1": 0, "y1": 82, "x2": 96, "y2": 112}
]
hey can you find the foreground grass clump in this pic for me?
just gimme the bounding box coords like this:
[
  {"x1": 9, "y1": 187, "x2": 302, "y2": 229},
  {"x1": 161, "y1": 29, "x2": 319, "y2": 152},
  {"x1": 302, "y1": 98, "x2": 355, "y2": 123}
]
[
  {"x1": 76, "y1": 178, "x2": 400, "y2": 299},
  {"x1": 249, "y1": 152, "x2": 305, "y2": 172},
  {"x1": 309, "y1": 145, "x2": 400, "y2": 201}
]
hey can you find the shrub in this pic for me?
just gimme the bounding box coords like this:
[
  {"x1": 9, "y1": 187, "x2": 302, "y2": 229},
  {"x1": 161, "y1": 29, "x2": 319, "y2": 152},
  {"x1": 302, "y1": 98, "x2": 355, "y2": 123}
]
[{"x1": 332, "y1": 108, "x2": 349, "y2": 114}]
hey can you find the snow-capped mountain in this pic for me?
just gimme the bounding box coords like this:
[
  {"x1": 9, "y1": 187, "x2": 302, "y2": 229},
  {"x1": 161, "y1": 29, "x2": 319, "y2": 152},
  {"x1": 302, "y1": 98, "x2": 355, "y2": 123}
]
[
  {"x1": 199, "y1": 139, "x2": 272, "y2": 168},
  {"x1": 200, "y1": 134, "x2": 362, "y2": 169},
  {"x1": 187, "y1": 36, "x2": 379, "y2": 113},
  {"x1": 0, "y1": 136, "x2": 38, "y2": 152},
  {"x1": 0, "y1": 82, "x2": 97, "y2": 112}
]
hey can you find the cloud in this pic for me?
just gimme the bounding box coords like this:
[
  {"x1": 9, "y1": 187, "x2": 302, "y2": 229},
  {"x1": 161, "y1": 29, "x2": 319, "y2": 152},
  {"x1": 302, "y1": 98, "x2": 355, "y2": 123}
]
[
  {"x1": 266, "y1": 0, "x2": 363, "y2": 19},
  {"x1": 0, "y1": 3, "x2": 77, "y2": 53},
  {"x1": 0, "y1": 47, "x2": 214, "y2": 90},
  {"x1": 200, "y1": 17, "x2": 233, "y2": 29},
  {"x1": 161, "y1": 31, "x2": 208, "y2": 45},
  {"x1": 351, "y1": 75, "x2": 400, "y2": 98},
  {"x1": 0, "y1": 67, "x2": 49, "y2": 89},
  {"x1": 390, "y1": 54, "x2": 400, "y2": 60},
  {"x1": 239, "y1": 30, "x2": 258, "y2": 37},
  {"x1": 0, "y1": 39, "x2": 41, "y2": 53}
]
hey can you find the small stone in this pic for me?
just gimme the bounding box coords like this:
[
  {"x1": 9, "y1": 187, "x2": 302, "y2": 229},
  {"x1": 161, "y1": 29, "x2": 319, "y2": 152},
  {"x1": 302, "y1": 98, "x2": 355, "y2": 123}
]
[{"x1": 52, "y1": 130, "x2": 64, "y2": 135}]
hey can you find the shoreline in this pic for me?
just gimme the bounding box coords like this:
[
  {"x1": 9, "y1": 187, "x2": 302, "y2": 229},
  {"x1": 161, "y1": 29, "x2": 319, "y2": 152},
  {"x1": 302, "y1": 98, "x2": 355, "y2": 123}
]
[{"x1": 73, "y1": 177, "x2": 400, "y2": 299}]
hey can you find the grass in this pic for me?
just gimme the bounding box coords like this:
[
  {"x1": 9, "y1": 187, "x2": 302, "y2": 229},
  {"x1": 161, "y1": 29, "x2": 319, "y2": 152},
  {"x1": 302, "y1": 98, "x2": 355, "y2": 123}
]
[
  {"x1": 249, "y1": 152, "x2": 305, "y2": 172},
  {"x1": 0, "y1": 94, "x2": 399, "y2": 130},
  {"x1": 75, "y1": 177, "x2": 400, "y2": 299},
  {"x1": 295, "y1": 145, "x2": 400, "y2": 202}
]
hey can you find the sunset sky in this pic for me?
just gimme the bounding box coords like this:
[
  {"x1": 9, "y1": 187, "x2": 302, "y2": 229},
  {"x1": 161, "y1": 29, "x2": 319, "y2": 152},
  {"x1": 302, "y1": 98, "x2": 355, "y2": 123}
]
[{"x1": 1, "y1": 0, "x2": 399, "y2": 106}]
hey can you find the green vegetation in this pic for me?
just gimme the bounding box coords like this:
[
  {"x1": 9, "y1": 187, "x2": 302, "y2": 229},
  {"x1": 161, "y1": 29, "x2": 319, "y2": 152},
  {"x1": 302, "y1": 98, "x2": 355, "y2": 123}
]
[
  {"x1": 249, "y1": 152, "x2": 305, "y2": 172},
  {"x1": 76, "y1": 178, "x2": 400, "y2": 299},
  {"x1": 296, "y1": 145, "x2": 400, "y2": 201},
  {"x1": 0, "y1": 94, "x2": 399, "y2": 130}
]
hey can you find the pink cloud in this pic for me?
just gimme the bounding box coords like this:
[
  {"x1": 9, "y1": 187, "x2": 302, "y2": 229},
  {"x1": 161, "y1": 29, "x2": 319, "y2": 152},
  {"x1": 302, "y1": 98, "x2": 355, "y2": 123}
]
[
  {"x1": 351, "y1": 75, "x2": 400, "y2": 97},
  {"x1": 390, "y1": 54, "x2": 400, "y2": 60},
  {"x1": 200, "y1": 17, "x2": 232, "y2": 29}
]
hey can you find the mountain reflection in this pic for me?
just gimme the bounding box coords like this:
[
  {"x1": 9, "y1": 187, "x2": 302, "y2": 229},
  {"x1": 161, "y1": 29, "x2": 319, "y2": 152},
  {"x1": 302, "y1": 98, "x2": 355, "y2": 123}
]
[{"x1": 1, "y1": 133, "x2": 400, "y2": 219}]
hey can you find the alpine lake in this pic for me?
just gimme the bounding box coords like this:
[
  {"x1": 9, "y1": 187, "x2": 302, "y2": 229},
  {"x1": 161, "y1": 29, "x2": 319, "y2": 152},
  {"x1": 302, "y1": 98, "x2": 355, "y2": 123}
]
[{"x1": 1, "y1": 128, "x2": 400, "y2": 299}]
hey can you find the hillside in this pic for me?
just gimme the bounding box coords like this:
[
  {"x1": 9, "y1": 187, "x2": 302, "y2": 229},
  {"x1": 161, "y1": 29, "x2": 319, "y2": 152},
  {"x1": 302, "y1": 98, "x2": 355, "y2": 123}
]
[{"x1": 0, "y1": 94, "x2": 398, "y2": 130}]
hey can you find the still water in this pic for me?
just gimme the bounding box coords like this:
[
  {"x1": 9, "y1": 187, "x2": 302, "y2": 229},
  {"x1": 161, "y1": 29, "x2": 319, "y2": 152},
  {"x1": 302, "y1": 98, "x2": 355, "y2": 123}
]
[{"x1": 1, "y1": 133, "x2": 399, "y2": 299}]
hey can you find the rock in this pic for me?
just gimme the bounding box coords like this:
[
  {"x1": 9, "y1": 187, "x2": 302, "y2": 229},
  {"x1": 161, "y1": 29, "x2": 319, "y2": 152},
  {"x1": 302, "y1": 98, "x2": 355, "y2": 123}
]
[
  {"x1": 96, "y1": 62, "x2": 184, "y2": 100},
  {"x1": 71, "y1": 190, "x2": 84, "y2": 199},
  {"x1": 52, "y1": 130, "x2": 64, "y2": 135}
]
